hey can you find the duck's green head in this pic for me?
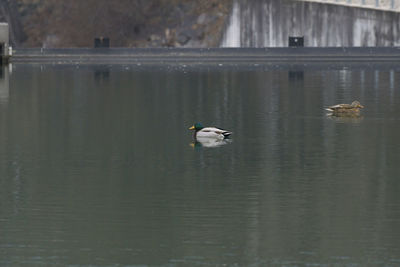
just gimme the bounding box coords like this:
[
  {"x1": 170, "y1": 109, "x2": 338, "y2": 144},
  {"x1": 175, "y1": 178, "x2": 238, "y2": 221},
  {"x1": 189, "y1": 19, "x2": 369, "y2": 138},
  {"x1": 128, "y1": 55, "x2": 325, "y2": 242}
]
[{"x1": 189, "y1": 123, "x2": 204, "y2": 131}]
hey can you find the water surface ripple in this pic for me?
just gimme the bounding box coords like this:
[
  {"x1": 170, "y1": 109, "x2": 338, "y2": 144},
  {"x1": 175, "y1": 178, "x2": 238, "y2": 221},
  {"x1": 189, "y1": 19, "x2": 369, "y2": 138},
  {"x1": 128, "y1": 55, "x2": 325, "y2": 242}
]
[{"x1": 0, "y1": 63, "x2": 399, "y2": 266}]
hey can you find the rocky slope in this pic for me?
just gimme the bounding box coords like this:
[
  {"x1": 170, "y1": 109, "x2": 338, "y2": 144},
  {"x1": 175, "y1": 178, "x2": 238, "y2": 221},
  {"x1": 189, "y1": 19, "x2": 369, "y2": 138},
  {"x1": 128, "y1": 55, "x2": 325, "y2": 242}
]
[{"x1": 3, "y1": 0, "x2": 232, "y2": 48}]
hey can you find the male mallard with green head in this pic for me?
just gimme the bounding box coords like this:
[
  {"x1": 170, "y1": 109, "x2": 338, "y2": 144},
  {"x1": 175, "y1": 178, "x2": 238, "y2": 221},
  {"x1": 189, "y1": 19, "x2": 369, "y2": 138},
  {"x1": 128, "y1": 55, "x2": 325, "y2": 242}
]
[
  {"x1": 326, "y1": 101, "x2": 364, "y2": 116},
  {"x1": 189, "y1": 123, "x2": 232, "y2": 140}
]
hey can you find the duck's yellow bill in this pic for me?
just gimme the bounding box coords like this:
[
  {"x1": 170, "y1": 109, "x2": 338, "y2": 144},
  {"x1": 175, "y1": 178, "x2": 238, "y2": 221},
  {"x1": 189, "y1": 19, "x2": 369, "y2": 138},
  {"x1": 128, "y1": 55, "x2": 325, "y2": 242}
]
[{"x1": 189, "y1": 125, "x2": 195, "y2": 130}]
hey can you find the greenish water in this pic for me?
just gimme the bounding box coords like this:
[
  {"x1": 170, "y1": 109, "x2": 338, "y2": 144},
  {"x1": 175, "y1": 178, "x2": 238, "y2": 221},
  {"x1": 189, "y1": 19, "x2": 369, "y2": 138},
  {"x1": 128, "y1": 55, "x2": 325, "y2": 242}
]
[{"x1": 1, "y1": 63, "x2": 400, "y2": 266}]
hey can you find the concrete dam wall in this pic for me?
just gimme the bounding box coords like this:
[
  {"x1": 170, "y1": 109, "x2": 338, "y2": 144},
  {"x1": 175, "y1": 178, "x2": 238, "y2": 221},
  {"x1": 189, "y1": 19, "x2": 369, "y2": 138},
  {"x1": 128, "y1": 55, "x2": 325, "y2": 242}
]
[
  {"x1": 299, "y1": 0, "x2": 400, "y2": 12},
  {"x1": 221, "y1": 0, "x2": 400, "y2": 47}
]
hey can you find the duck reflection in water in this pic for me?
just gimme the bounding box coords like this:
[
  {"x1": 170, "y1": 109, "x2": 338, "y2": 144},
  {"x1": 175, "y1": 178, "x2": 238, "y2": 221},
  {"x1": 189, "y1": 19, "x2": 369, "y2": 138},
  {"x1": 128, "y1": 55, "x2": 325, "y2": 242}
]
[
  {"x1": 190, "y1": 137, "x2": 232, "y2": 149},
  {"x1": 327, "y1": 114, "x2": 364, "y2": 124}
]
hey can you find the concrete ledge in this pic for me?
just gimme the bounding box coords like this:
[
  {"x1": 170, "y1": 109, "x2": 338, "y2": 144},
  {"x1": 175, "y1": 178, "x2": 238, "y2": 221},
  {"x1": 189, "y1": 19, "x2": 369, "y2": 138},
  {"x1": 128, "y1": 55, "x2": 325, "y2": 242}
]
[{"x1": 10, "y1": 47, "x2": 400, "y2": 64}]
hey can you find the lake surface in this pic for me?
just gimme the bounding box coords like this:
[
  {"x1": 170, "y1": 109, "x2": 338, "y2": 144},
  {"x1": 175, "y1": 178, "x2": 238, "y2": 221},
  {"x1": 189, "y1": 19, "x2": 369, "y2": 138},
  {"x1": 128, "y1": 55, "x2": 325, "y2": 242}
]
[{"x1": 1, "y1": 62, "x2": 400, "y2": 266}]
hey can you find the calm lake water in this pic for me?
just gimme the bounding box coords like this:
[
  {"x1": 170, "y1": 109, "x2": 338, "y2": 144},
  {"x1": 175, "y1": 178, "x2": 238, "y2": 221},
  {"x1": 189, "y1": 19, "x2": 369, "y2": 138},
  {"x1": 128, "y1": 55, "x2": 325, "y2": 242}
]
[{"x1": 1, "y1": 62, "x2": 400, "y2": 266}]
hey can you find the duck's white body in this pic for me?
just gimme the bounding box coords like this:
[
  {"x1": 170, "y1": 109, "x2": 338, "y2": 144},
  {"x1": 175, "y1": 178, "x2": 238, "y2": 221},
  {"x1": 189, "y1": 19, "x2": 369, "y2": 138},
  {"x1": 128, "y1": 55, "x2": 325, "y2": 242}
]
[
  {"x1": 195, "y1": 127, "x2": 232, "y2": 140},
  {"x1": 189, "y1": 123, "x2": 232, "y2": 141}
]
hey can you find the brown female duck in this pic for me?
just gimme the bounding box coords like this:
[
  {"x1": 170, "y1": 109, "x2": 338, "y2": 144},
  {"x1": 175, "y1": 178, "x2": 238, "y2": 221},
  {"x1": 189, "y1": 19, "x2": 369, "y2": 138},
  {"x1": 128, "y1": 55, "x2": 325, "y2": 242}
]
[{"x1": 326, "y1": 101, "x2": 364, "y2": 116}]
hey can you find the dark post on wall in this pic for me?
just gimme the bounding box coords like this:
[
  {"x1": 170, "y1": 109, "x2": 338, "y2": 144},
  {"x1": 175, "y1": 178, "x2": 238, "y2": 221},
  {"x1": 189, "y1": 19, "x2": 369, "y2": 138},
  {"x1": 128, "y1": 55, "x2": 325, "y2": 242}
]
[
  {"x1": 289, "y1": 36, "x2": 304, "y2": 47},
  {"x1": 94, "y1": 37, "x2": 110, "y2": 48}
]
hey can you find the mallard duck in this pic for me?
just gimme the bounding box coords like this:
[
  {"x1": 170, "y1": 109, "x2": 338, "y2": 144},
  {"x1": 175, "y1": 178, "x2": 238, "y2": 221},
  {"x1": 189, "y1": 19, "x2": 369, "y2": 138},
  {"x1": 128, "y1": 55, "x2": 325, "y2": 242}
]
[
  {"x1": 326, "y1": 101, "x2": 364, "y2": 115},
  {"x1": 189, "y1": 123, "x2": 232, "y2": 140}
]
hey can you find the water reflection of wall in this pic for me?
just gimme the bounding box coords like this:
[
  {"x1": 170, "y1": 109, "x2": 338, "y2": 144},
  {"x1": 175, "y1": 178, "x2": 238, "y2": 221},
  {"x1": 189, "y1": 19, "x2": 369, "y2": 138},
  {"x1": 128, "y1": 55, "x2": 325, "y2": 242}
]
[
  {"x1": 93, "y1": 66, "x2": 110, "y2": 83},
  {"x1": 222, "y1": 0, "x2": 400, "y2": 47},
  {"x1": 0, "y1": 66, "x2": 9, "y2": 103}
]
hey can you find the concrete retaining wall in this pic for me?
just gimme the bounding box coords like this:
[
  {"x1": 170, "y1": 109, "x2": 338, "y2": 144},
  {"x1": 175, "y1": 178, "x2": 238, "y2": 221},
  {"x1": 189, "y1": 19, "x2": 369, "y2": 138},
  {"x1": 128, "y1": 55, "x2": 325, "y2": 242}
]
[{"x1": 222, "y1": 0, "x2": 400, "y2": 47}]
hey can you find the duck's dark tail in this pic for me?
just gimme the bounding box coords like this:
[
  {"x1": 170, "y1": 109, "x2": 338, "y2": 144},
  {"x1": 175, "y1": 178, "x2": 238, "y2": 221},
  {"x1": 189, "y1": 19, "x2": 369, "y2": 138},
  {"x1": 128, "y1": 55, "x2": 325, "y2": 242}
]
[{"x1": 222, "y1": 131, "x2": 232, "y2": 139}]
